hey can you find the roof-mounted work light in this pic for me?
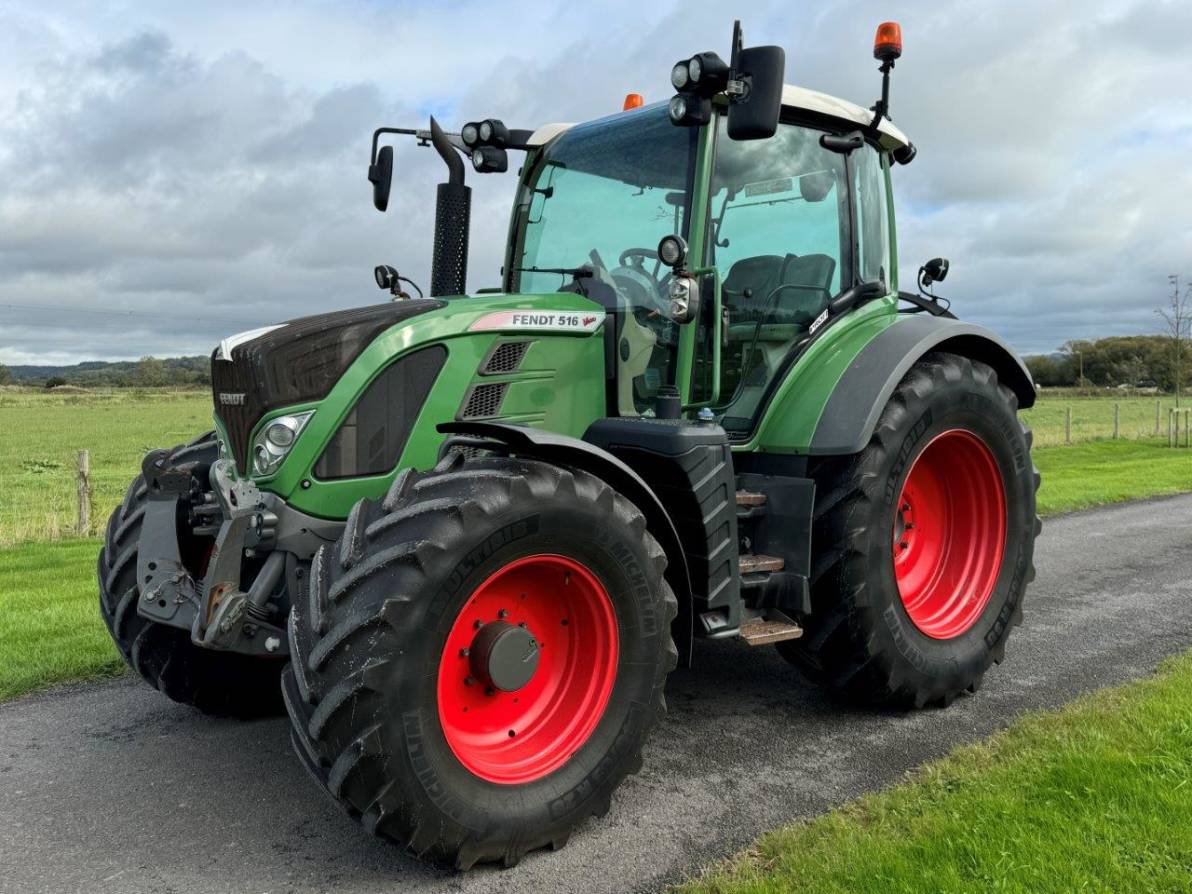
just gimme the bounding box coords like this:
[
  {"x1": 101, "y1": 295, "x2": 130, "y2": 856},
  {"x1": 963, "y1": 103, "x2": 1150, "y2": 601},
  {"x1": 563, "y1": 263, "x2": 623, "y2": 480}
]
[
  {"x1": 671, "y1": 51, "x2": 730, "y2": 94},
  {"x1": 471, "y1": 145, "x2": 508, "y2": 173},
  {"x1": 460, "y1": 118, "x2": 511, "y2": 149},
  {"x1": 667, "y1": 93, "x2": 712, "y2": 126}
]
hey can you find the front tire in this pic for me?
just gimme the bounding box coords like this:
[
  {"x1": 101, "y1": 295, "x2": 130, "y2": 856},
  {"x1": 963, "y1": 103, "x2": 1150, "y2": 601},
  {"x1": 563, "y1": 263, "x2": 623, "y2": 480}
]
[
  {"x1": 283, "y1": 455, "x2": 677, "y2": 869},
  {"x1": 780, "y1": 352, "x2": 1040, "y2": 708},
  {"x1": 97, "y1": 433, "x2": 285, "y2": 717}
]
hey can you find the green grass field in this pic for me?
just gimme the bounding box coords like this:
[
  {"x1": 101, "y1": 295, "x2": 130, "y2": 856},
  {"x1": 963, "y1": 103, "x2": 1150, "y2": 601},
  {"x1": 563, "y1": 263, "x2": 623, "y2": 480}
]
[
  {"x1": 1, "y1": 387, "x2": 1189, "y2": 545},
  {"x1": 0, "y1": 538, "x2": 122, "y2": 701},
  {"x1": 0, "y1": 388, "x2": 212, "y2": 544},
  {"x1": 678, "y1": 650, "x2": 1192, "y2": 894}
]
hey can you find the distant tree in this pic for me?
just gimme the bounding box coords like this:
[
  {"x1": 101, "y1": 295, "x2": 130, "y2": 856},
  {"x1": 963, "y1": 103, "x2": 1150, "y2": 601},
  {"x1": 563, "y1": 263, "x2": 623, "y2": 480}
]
[
  {"x1": 1158, "y1": 275, "x2": 1192, "y2": 405},
  {"x1": 44, "y1": 376, "x2": 67, "y2": 389},
  {"x1": 1025, "y1": 354, "x2": 1071, "y2": 387},
  {"x1": 0, "y1": 363, "x2": 11, "y2": 385},
  {"x1": 134, "y1": 356, "x2": 166, "y2": 387},
  {"x1": 1111, "y1": 355, "x2": 1148, "y2": 387}
]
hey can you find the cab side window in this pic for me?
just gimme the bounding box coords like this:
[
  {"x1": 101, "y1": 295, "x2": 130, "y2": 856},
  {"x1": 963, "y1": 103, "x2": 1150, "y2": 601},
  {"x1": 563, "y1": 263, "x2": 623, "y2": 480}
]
[
  {"x1": 705, "y1": 117, "x2": 848, "y2": 429},
  {"x1": 854, "y1": 145, "x2": 891, "y2": 289}
]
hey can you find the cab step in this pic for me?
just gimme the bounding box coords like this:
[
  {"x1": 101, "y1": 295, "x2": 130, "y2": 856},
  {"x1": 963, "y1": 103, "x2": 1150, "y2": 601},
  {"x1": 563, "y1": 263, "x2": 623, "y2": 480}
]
[
  {"x1": 739, "y1": 617, "x2": 804, "y2": 646},
  {"x1": 739, "y1": 554, "x2": 784, "y2": 575},
  {"x1": 736, "y1": 490, "x2": 767, "y2": 507}
]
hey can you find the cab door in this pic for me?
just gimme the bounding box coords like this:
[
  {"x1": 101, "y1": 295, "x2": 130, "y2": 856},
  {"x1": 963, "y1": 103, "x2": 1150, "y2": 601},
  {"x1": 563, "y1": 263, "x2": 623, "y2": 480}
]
[
  {"x1": 696, "y1": 113, "x2": 896, "y2": 438},
  {"x1": 689, "y1": 115, "x2": 852, "y2": 434}
]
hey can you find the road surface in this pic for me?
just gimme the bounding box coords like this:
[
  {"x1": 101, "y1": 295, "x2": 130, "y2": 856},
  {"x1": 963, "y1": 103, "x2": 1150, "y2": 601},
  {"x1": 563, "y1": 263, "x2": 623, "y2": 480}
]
[{"x1": 3, "y1": 494, "x2": 1192, "y2": 894}]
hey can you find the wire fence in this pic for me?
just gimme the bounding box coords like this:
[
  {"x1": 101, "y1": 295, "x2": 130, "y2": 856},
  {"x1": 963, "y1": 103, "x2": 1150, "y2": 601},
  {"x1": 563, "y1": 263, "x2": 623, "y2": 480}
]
[{"x1": 1021, "y1": 395, "x2": 1192, "y2": 448}]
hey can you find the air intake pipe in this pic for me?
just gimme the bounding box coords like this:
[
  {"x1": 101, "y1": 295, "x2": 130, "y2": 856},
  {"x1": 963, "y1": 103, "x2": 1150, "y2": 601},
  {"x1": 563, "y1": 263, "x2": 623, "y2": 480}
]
[{"x1": 429, "y1": 116, "x2": 470, "y2": 297}]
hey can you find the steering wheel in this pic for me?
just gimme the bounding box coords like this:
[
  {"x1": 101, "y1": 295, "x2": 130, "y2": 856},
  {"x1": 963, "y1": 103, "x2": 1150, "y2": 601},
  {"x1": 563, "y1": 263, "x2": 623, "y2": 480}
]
[{"x1": 618, "y1": 247, "x2": 662, "y2": 280}]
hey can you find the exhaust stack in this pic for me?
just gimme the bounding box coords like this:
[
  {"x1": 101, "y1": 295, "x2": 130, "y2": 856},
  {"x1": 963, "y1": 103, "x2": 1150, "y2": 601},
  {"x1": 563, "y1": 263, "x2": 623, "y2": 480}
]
[{"x1": 429, "y1": 116, "x2": 470, "y2": 297}]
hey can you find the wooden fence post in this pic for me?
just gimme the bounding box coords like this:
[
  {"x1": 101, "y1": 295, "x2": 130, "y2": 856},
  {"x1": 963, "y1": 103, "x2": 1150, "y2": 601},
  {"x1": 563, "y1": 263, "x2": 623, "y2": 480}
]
[
  {"x1": 76, "y1": 449, "x2": 91, "y2": 536},
  {"x1": 1169, "y1": 408, "x2": 1174, "y2": 447},
  {"x1": 1113, "y1": 403, "x2": 1120, "y2": 439},
  {"x1": 1065, "y1": 407, "x2": 1071, "y2": 445},
  {"x1": 1155, "y1": 400, "x2": 1161, "y2": 436}
]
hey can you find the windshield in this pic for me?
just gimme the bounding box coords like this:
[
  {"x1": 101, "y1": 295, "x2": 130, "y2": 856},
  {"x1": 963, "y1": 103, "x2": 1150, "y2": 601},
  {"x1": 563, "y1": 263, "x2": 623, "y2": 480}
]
[{"x1": 508, "y1": 106, "x2": 698, "y2": 413}]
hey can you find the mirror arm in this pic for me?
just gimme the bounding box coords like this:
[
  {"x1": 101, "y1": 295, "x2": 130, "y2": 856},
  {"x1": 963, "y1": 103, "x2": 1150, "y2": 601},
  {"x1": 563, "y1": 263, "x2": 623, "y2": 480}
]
[{"x1": 370, "y1": 126, "x2": 419, "y2": 165}]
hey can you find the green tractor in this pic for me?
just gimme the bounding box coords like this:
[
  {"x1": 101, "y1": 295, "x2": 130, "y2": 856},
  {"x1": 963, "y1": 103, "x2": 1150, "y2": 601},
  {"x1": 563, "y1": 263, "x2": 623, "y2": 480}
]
[{"x1": 98, "y1": 21, "x2": 1039, "y2": 869}]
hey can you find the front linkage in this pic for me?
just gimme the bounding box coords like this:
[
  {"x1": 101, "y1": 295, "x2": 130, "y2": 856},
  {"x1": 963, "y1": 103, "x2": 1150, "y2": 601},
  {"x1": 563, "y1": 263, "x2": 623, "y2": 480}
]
[{"x1": 135, "y1": 449, "x2": 340, "y2": 659}]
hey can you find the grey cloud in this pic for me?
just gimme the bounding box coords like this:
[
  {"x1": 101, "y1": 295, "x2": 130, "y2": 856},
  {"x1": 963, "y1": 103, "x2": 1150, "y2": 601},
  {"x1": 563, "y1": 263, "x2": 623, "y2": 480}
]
[{"x1": 1, "y1": 0, "x2": 1190, "y2": 365}]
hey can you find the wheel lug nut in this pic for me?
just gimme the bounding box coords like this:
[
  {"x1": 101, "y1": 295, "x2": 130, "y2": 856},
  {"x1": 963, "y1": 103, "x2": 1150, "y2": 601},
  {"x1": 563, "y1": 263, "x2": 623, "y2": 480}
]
[
  {"x1": 464, "y1": 676, "x2": 474, "y2": 686},
  {"x1": 459, "y1": 647, "x2": 470, "y2": 658},
  {"x1": 473, "y1": 619, "x2": 483, "y2": 630},
  {"x1": 497, "y1": 608, "x2": 508, "y2": 619}
]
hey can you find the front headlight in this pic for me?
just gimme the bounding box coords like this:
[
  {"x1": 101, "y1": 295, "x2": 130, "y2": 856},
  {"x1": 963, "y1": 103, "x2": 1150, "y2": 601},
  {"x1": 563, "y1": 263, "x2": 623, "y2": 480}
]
[{"x1": 251, "y1": 412, "x2": 313, "y2": 477}]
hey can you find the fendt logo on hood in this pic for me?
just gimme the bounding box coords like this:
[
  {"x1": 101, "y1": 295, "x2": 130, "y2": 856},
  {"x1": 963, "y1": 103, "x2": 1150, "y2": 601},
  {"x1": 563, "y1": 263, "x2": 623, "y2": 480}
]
[
  {"x1": 219, "y1": 392, "x2": 247, "y2": 406},
  {"x1": 469, "y1": 310, "x2": 604, "y2": 334}
]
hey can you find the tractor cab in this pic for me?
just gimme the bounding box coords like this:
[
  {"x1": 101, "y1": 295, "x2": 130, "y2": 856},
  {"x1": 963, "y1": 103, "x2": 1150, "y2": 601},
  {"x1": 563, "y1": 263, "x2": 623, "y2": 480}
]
[{"x1": 499, "y1": 91, "x2": 909, "y2": 430}]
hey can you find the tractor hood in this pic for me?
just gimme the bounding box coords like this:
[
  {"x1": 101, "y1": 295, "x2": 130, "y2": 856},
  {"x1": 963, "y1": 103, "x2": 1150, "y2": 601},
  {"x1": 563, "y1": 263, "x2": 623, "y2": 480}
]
[
  {"x1": 211, "y1": 299, "x2": 446, "y2": 473},
  {"x1": 210, "y1": 291, "x2": 608, "y2": 476}
]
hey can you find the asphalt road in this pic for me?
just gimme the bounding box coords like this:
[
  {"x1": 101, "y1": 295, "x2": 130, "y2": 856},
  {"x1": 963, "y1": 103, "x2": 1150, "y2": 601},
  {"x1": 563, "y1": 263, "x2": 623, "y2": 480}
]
[{"x1": 4, "y1": 494, "x2": 1192, "y2": 894}]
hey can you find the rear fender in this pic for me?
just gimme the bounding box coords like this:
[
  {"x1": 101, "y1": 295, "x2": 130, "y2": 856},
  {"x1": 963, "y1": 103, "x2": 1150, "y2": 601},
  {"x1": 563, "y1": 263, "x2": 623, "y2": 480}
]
[
  {"x1": 438, "y1": 421, "x2": 695, "y2": 666},
  {"x1": 809, "y1": 315, "x2": 1036, "y2": 456}
]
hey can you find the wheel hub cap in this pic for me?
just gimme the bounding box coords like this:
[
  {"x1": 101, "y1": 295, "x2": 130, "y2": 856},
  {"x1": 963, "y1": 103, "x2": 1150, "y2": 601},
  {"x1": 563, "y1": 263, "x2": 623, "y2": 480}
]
[{"x1": 468, "y1": 620, "x2": 540, "y2": 692}]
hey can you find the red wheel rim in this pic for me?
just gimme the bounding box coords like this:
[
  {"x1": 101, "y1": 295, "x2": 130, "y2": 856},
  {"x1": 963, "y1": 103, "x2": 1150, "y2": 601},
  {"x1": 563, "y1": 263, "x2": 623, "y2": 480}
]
[
  {"x1": 893, "y1": 429, "x2": 1007, "y2": 639},
  {"x1": 436, "y1": 554, "x2": 619, "y2": 784}
]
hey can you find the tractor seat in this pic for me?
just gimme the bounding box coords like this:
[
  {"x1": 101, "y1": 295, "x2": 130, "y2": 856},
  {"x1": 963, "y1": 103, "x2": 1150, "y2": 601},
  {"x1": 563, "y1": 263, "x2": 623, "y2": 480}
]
[
  {"x1": 722, "y1": 255, "x2": 784, "y2": 312},
  {"x1": 772, "y1": 253, "x2": 836, "y2": 325}
]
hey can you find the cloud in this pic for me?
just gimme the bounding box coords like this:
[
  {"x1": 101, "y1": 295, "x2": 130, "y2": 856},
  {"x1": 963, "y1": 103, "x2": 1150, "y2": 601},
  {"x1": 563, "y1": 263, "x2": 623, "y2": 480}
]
[{"x1": 0, "y1": 0, "x2": 1190, "y2": 365}]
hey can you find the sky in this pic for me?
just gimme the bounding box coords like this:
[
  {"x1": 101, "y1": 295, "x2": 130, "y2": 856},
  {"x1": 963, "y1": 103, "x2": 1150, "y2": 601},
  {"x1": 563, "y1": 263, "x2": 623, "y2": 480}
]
[{"x1": 1, "y1": 0, "x2": 1190, "y2": 365}]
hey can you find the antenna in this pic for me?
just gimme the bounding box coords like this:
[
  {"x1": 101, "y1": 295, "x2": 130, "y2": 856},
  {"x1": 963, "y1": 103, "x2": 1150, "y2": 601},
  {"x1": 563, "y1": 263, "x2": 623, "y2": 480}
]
[{"x1": 730, "y1": 20, "x2": 743, "y2": 69}]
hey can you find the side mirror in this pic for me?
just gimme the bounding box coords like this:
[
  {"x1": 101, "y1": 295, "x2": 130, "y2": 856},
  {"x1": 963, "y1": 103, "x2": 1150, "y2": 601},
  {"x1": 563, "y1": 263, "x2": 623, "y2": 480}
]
[
  {"x1": 368, "y1": 145, "x2": 393, "y2": 212},
  {"x1": 921, "y1": 257, "x2": 950, "y2": 287},
  {"x1": 727, "y1": 45, "x2": 785, "y2": 141}
]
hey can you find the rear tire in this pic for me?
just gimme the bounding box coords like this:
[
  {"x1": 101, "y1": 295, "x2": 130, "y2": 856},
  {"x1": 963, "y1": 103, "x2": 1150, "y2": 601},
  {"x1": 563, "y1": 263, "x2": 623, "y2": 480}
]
[
  {"x1": 779, "y1": 352, "x2": 1041, "y2": 708},
  {"x1": 283, "y1": 455, "x2": 677, "y2": 869},
  {"x1": 97, "y1": 432, "x2": 285, "y2": 717}
]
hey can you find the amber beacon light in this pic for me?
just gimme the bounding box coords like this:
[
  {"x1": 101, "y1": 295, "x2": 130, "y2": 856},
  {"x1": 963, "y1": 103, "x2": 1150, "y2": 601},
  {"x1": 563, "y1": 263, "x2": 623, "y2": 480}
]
[
  {"x1": 623, "y1": 92, "x2": 645, "y2": 111},
  {"x1": 873, "y1": 21, "x2": 902, "y2": 62}
]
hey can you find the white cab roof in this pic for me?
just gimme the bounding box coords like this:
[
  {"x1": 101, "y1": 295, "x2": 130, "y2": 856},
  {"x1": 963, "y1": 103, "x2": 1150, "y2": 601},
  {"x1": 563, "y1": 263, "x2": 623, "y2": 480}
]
[{"x1": 526, "y1": 84, "x2": 909, "y2": 150}]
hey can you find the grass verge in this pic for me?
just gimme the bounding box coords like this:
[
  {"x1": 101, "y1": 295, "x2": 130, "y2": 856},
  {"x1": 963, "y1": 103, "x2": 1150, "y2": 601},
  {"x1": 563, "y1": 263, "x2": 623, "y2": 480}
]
[
  {"x1": 0, "y1": 538, "x2": 122, "y2": 702},
  {"x1": 677, "y1": 650, "x2": 1192, "y2": 894},
  {"x1": 1034, "y1": 439, "x2": 1192, "y2": 516}
]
